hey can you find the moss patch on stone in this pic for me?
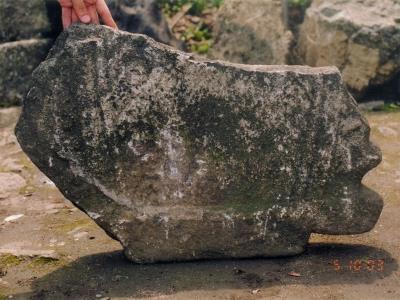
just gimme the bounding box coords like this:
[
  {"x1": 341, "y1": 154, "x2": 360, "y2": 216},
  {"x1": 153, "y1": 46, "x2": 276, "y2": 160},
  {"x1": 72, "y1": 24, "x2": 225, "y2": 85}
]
[
  {"x1": 0, "y1": 293, "x2": 8, "y2": 300},
  {"x1": 53, "y1": 218, "x2": 94, "y2": 233},
  {"x1": 27, "y1": 256, "x2": 60, "y2": 269},
  {"x1": 0, "y1": 254, "x2": 24, "y2": 267}
]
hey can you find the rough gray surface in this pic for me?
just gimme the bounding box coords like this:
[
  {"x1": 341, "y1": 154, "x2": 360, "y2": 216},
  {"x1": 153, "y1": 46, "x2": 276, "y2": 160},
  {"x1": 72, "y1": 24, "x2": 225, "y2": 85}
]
[
  {"x1": 107, "y1": 0, "x2": 181, "y2": 48},
  {"x1": 0, "y1": 0, "x2": 60, "y2": 107},
  {"x1": 0, "y1": 0, "x2": 61, "y2": 43},
  {"x1": 209, "y1": 0, "x2": 293, "y2": 64},
  {"x1": 16, "y1": 25, "x2": 383, "y2": 263},
  {"x1": 0, "y1": 39, "x2": 52, "y2": 107},
  {"x1": 297, "y1": 0, "x2": 400, "y2": 96}
]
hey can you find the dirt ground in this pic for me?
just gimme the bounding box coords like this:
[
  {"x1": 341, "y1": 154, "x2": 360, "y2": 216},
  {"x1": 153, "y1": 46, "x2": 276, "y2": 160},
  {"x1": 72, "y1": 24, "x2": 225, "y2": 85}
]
[{"x1": 0, "y1": 107, "x2": 399, "y2": 300}]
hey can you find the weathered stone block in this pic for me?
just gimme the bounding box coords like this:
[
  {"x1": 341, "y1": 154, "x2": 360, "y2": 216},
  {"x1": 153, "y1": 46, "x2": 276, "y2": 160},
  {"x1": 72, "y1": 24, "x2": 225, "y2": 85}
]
[
  {"x1": 0, "y1": 0, "x2": 60, "y2": 107},
  {"x1": 0, "y1": 0, "x2": 61, "y2": 43},
  {"x1": 16, "y1": 25, "x2": 383, "y2": 263},
  {"x1": 0, "y1": 39, "x2": 52, "y2": 107},
  {"x1": 297, "y1": 0, "x2": 400, "y2": 97},
  {"x1": 210, "y1": 0, "x2": 293, "y2": 65}
]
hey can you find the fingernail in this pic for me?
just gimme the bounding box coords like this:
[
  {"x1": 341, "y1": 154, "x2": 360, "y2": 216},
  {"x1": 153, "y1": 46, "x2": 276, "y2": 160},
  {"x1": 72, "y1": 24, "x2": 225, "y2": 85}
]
[{"x1": 81, "y1": 15, "x2": 91, "y2": 23}]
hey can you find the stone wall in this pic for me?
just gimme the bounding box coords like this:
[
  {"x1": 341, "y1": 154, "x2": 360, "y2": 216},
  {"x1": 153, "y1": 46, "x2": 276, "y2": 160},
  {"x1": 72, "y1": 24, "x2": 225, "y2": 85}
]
[
  {"x1": 0, "y1": 0, "x2": 60, "y2": 107},
  {"x1": 297, "y1": 0, "x2": 400, "y2": 99},
  {"x1": 209, "y1": 0, "x2": 293, "y2": 65}
]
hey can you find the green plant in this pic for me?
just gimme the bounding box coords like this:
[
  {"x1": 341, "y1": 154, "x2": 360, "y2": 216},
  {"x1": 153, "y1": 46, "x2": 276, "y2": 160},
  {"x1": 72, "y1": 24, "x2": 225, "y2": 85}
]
[
  {"x1": 182, "y1": 24, "x2": 212, "y2": 54},
  {"x1": 158, "y1": 0, "x2": 223, "y2": 16},
  {"x1": 190, "y1": 0, "x2": 206, "y2": 15},
  {"x1": 158, "y1": 0, "x2": 223, "y2": 54},
  {"x1": 288, "y1": 0, "x2": 312, "y2": 7},
  {"x1": 211, "y1": 0, "x2": 224, "y2": 7},
  {"x1": 382, "y1": 103, "x2": 400, "y2": 112},
  {"x1": 191, "y1": 40, "x2": 211, "y2": 54},
  {"x1": 158, "y1": 0, "x2": 187, "y2": 16},
  {"x1": 182, "y1": 24, "x2": 211, "y2": 41}
]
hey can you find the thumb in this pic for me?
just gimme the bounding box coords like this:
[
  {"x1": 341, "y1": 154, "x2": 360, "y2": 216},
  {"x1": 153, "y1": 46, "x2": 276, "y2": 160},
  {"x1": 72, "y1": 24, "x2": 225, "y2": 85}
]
[{"x1": 72, "y1": 0, "x2": 91, "y2": 23}]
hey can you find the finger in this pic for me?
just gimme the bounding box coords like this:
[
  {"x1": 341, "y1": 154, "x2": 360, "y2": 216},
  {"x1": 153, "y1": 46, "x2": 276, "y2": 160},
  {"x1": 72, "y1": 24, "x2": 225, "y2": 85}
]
[
  {"x1": 88, "y1": 5, "x2": 99, "y2": 24},
  {"x1": 62, "y1": 7, "x2": 72, "y2": 29},
  {"x1": 72, "y1": 0, "x2": 91, "y2": 23},
  {"x1": 96, "y1": 0, "x2": 118, "y2": 29},
  {"x1": 59, "y1": 0, "x2": 73, "y2": 8},
  {"x1": 84, "y1": 0, "x2": 97, "y2": 5},
  {"x1": 71, "y1": 10, "x2": 79, "y2": 23}
]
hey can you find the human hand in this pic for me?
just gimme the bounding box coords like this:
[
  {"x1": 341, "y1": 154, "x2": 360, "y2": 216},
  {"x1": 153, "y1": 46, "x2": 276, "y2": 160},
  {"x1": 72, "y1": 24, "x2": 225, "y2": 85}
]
[{"x1": 59, "y1": 0, "x2": 118, "y2": 30}]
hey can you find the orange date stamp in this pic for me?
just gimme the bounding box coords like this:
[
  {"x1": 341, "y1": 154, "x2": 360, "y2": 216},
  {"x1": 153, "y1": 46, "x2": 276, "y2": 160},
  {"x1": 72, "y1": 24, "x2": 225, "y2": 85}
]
[{"x1": 331, "y1": 259, "x2": 385, "y2": 272}]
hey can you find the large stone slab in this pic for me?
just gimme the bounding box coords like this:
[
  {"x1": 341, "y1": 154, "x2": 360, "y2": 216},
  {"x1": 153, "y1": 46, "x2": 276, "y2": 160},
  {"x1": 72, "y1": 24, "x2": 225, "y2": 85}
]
[
  {"x1": 209, "y1": 0, "x2": 293, "y2": 64},
  {"x1": 297, "y1": 0, "x2": 400, "y2": 97},
  {"x1": 16, "y1": 25, "x2": 383, "y2": 263},
  {"x1": 0, "y1": 39, "x2": 52, "y2": 107}
]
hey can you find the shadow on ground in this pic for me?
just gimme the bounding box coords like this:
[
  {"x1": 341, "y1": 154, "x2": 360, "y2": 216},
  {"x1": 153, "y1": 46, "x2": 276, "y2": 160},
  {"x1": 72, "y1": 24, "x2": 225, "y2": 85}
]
[{"x1": 12, "y1": 243, "x2": 398, "y2": 299}]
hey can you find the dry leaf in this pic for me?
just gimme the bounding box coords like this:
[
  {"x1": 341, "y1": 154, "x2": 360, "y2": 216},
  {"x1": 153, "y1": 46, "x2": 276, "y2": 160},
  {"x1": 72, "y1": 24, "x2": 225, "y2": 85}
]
[{"x1": 288, "y1": 271, "x2": 301, "y2": 277}]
